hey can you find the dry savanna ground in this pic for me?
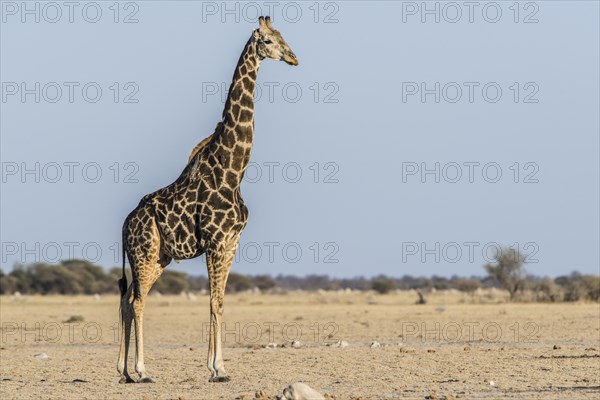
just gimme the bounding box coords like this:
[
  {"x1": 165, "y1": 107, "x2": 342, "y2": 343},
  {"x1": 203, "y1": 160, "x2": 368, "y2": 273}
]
[{"x1": 0, "y1": 291, "x2": 599, "y2": 399}]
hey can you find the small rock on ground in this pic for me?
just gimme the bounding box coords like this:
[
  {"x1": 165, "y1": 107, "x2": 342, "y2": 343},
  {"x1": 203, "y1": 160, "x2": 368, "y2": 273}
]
[
  {"x1": 330, "y1": 340, "x2": 348, "y2": 348},
  {"x1": 279, "y1": 382, "x2": 325, "y2": 400}
]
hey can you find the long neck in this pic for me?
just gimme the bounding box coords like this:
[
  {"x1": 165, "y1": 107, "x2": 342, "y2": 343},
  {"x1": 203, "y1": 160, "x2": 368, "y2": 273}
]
[{"x1": 212, "y1": 35, "x2": 261, "y2": 177}]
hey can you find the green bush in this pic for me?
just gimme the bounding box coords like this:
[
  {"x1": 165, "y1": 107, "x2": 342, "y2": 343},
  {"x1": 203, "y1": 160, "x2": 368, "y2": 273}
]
[
  {"x1": 0, "y1": 269, "x2": 18, "y2": 294},
  {"x1": 556, "y1": 273, "x2": 600, "y2": 301},
  {"x1": 226, "y1": 272, "x2": 253, "y2": 293},
  {"x1": 252, "y1": 275, "x2": 276, "y2": 292},
  {"x1": 454, "y1": 278, "x2": 481, "y2": 295},
  {"x1": 152, "y1": 270, "x2": 189, "y2": 294},
  {"x1": 371, "y1": 277, "x2": 396, "y2": 294}
]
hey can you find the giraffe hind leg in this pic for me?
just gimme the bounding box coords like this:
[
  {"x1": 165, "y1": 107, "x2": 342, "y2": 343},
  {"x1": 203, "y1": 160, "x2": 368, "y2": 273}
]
[
  {"x1": 123, "y1": 212, "x2": 164, "y2": 383},
  {"x1": 117, "y1": 284, "x2": 135, "y2": 383},
  {"x1": 132, "y1": 262, "x2": 164, "y2": 383}
]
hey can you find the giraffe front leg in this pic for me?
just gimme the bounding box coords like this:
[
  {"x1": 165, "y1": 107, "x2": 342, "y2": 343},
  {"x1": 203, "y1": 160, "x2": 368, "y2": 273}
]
[
  {"x1": 206, "y1": 310, "x2": 218, "y2": 378},
  {"x1": 205, "y1": 241, "x2": 237, "y2": 382},
  {"x1": 208, "y1": 297, "x2": 230, "y2": 382}
]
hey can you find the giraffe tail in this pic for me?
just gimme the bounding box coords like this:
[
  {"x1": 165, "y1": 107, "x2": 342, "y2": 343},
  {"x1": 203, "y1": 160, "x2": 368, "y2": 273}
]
[{"x1": 118, "y1": 237, "x2": 127, "y2": 298}]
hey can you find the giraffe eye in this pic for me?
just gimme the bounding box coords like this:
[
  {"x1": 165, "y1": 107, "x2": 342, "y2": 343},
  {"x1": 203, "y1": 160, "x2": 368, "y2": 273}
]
[{"x1": 263, "y1": 39, "x2": 273, "y2": 45}]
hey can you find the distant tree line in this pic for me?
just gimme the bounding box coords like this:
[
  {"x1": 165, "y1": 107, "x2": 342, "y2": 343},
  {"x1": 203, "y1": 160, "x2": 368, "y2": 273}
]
[{"x1": 0, "y1": 258, "x2": 598, "y2": 302}]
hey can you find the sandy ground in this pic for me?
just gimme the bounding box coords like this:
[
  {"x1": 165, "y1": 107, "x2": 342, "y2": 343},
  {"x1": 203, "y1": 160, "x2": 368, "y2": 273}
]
[{"x1": 0, "y1": 291, "x2": 599, "y2": 399}]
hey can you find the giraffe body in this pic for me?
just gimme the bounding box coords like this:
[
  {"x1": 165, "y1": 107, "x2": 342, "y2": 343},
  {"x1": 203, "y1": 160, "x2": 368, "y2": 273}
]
[{"x1": 117, "y1": 16, "x2": 297, "y2": 383}]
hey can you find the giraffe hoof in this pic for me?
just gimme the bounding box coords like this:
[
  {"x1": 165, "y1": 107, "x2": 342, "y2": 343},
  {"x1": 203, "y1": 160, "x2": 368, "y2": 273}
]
[
  {"x1": 119, "y1": 376, "x2": 135, "y2": 384},
  {"x1": 137, "y1": 376, "x2": 154, "y2": 383},
  {"x1": 209, "y1": 375, "x2": 231, "y2": 383}
]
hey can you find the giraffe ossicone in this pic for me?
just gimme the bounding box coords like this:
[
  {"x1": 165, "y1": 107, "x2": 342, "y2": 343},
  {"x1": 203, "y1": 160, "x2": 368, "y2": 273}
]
[{"x1": 116, "y1": 16, "x2": 298, "y2": 384}]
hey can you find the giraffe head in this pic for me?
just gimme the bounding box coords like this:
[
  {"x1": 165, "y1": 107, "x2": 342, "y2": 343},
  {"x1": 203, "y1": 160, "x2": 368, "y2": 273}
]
[{"x1": 254, "y1": 16, "x2": 298, "y2": 66}]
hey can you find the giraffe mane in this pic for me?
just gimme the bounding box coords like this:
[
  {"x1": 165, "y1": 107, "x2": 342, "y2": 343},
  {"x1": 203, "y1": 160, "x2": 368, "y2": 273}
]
[{"x1": 187, "y1": 122, "x2": 224, "y2": 164}]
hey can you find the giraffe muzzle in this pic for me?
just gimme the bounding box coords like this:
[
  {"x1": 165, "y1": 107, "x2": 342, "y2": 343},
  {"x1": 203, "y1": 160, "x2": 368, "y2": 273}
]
[{"x1": 282, "y1": 52, "x2": 299, "y2": 66}]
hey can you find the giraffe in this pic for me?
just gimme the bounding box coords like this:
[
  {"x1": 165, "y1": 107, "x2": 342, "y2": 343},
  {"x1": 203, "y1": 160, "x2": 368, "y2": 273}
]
[{"x1": 116, "y1": 16, "x2": 298, "y2": 384}]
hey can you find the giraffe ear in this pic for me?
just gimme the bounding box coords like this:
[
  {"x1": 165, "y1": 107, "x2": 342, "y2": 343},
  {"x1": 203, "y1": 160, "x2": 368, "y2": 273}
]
[
  {"x1": 265, "y1": 16, "x2": 273, "y2": 29},
  {"x1": 258, "y1": 16, "x2": 267, "y2": 30}
]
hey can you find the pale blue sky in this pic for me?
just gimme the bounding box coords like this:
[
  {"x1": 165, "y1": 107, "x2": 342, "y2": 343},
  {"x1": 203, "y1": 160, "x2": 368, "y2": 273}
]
[{"x1": 1, "y1": 1, "x2": 599, "y2": 277}]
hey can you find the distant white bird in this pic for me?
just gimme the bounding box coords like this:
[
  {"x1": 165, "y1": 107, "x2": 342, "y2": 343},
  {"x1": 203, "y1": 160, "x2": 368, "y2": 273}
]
[
  {"x1": 11, "y1": 291, "x2": 24, "y2": 301},
  {"x1": 187, "y1": 292, "x2": 198, "y2": 301}
]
